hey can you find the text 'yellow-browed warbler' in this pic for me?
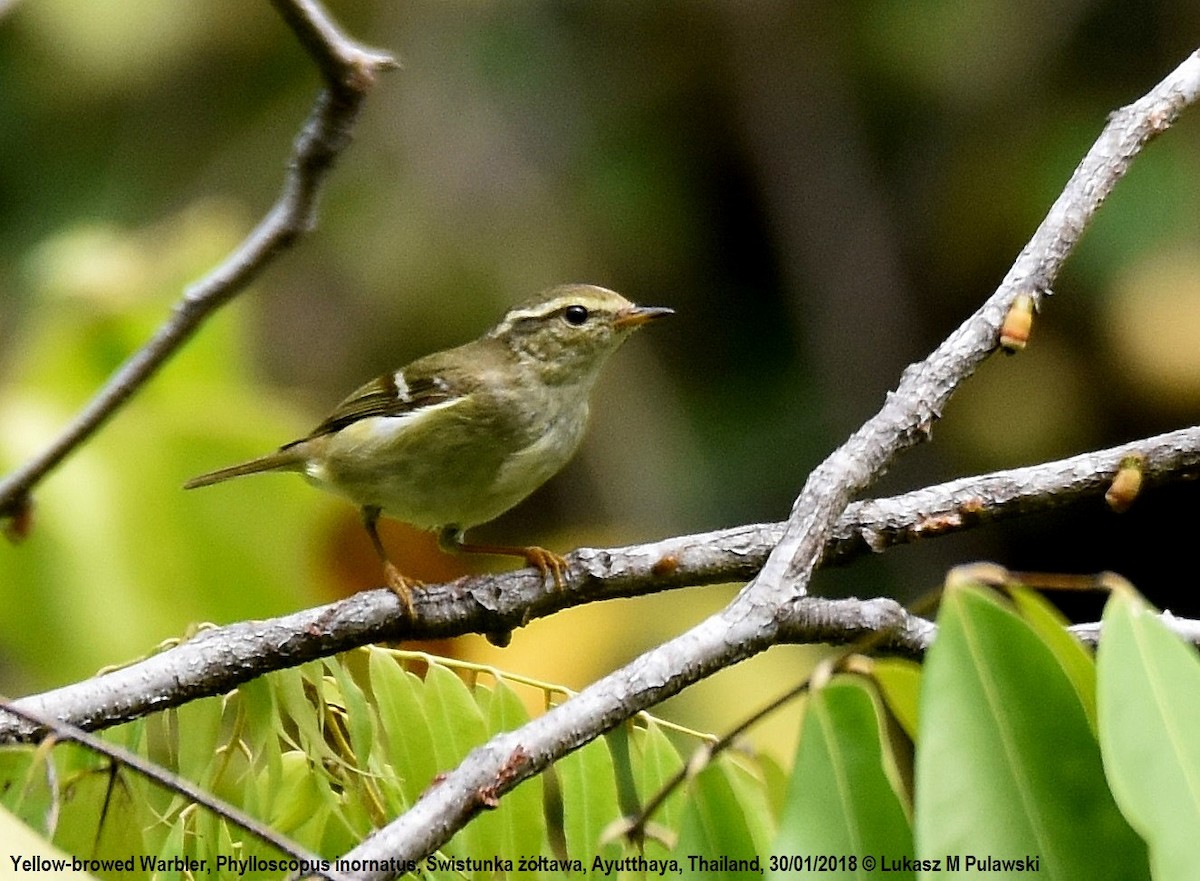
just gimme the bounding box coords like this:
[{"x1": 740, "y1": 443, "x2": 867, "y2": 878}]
[{"x1": 185, "y1": 284, "x2": 673, "y2": 615}]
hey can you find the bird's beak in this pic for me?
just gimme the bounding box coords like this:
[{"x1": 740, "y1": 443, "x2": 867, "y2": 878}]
[{"x1": 614, "y1": 304, "x2": 675, "y2": 329}]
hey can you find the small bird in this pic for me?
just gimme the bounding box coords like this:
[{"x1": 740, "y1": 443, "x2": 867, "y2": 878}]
[{"x1": 185, "y1": 284, "x2": 672, "y2": 615}]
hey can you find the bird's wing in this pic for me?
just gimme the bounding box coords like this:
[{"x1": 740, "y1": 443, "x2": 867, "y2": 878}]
[{"x1": 290, "y1": 370, "x2": 464, "y2": 444}]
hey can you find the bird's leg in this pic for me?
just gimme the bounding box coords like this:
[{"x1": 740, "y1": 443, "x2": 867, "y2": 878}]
[
  {"x1": 438, "y1": 526, "x2": 569, "y2": 590},
  {"x1": 362, "y1": 506, "x2": 422, "y2": 616}
]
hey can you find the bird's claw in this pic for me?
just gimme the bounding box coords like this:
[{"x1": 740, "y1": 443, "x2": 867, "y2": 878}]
[
  {"x1": 383, "y1": 562, "x2": 424, "y2": 618},
  {"x1": 522, "y1": 545, "x2": 569, "y2": 590}
]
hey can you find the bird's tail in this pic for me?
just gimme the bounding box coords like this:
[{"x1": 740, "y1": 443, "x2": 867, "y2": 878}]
[{"x1": 183, "y1": 450, "x2": 305, "y2": 489}]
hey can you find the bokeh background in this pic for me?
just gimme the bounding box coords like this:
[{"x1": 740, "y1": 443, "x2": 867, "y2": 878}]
[{"x1": 3, "y1": 0, "x2": 1200, "y2": 759}]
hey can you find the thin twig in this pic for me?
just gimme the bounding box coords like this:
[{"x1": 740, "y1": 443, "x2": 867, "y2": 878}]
[
  {"x1": 0, "y1": 0, "x2": 395, "y2": 526},
  {"x1": 268, "y1": 0, "x2": 396, "y2": 90}
]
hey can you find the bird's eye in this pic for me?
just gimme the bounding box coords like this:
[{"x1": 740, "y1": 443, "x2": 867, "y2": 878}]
[{"x1": 563, "y1": 305, "x2": 589, "y2": 326}]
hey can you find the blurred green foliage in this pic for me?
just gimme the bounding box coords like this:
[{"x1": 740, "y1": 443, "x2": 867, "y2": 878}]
[
  {"x1": 3, "y1": 1, "x2": 1200, "y2": 745},
  {"x1": 0, "y1": 203, "x2": 321, "y2": 689},
  {"x1": 0, "y1": 648, "x2": 774, "y2": 879}
]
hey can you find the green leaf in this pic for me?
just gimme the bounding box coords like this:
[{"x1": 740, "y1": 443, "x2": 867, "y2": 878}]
[
  {"x1": 422, "y1": 663, "x2": 496, "y2": 873},
  {"x1": 0, "y1": 746, "x2": 42, "y2": 822},
  {"x1": 1098, "y1": 588, "x2": 1200, "y2": 880},
  {"x1": 915, "y1": 582, "x2": 1147, "y2": 879},
  {"x1": 171, "y1": 695, "x2": 224, "y2": 786},
  {"x1": 771, "y1": 678, "x2": 912, "y2": 880},
  {"x1": 556, "y1": 736, "x2": 622, "y2": 862},
  {"x1": 227, "y1": 675, "x2": 281, "y2": 820},
  {"x1": 368, "y1": 648, "x2": 438, "y2": 808},
  {"x1": 235, "y1": 673, "x2": 278, "y2": 759},
  {"x1": 757, "y1": 752, "x2": 791, "y2": 826},
  {"x1": 677, "y1": 758, "x2": 769, "y2": 880},
  {"x1": 273, "y1": 664, "x2": 335, "y2": 764},
  {"x1": 159, "y1": 818, "x2": 189, "y2": 881},
  {"x1": 629, "y1": 719, "x2": 686, "y2": 851},
  {"x1": 718, "y1": 754, "x2": 776, "y2": 855},
  {"x1": 326, "y1": 657, "x2": 376, "y2": 769},
  {"x1": 870, "y1": 657, "x2": 922, "y2": 741},
  {"x1": 268, "y1": 750, "x2": 327, "y2": 835},
  {"x1": 0, "y1": 650, "x2": 730, "y2": 873},
  {"x1": 474, "y1": 680, "x2": 544, "y2": 863},
  {"x1": 423, "y1": 663, "x2": 488, "y2": 768},
  {"x1": 0, "y1": 803, "x2": 97, "y2": 879},
  {"x1": 1008, "y1": 585, "x2": 1098, "y2": 730},
  {"x1": 52, "y1": 750, "x2": 147, "y2": 879}
]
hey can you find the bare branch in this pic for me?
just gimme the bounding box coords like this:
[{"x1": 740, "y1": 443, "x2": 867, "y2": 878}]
[
  {"x1": 1071, "y1": 613, "x2": 1200, "y2": 646},
  {"x1": 4, "y1": 22, "x2": 1199, "y2": 870},
  {"x1": 0, "y1": 0, "x2": 395, "y2": 526},
  {"x1": 3, "y1": 422, "x2": 1196, "y2": 742},
  {"x1": 336, "y1": 49, "x2": 1200, "y2": 873},
  {"x1": 827, "y1": 424, "x2": 1200, "y2": 563},
  {"x1": 752, "y1": 49, "x2": 1200, "y2": 605}
]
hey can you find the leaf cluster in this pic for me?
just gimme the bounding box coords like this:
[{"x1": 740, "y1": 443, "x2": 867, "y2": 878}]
[
  {"x1": 771, "y1": 580, "x2": 1196, "y2": 880},
  {"x1": 0, "y1": 648, "x2": 773, "y2": 879},
  {"x1": 5, "y1": 578, "x2": 1199, "y2": 878}
]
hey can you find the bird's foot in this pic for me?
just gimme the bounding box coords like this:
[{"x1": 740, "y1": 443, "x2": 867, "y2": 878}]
[
  {"x1": 383, "y1": 562, "x2": 424, "y2": 618},
  {"x1": 520, "y1": 545, "x2": 570, "y2": 590},
  {"x1": 443, "y1": 529, "x2": 571, "y2": 591}
]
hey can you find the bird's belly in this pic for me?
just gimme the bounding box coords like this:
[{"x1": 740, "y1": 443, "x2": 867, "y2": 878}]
[{"x1": 307, "y1": 408, "x2": 586, "y2": 530}]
